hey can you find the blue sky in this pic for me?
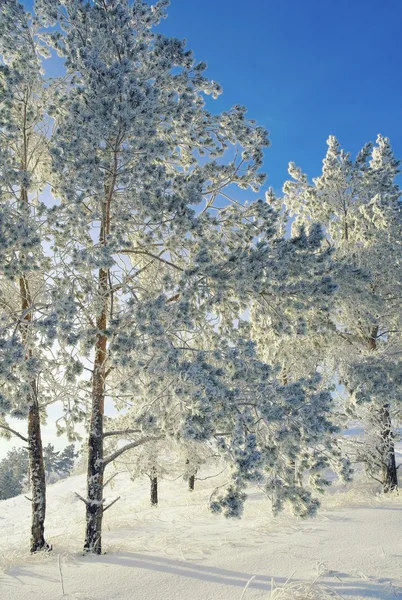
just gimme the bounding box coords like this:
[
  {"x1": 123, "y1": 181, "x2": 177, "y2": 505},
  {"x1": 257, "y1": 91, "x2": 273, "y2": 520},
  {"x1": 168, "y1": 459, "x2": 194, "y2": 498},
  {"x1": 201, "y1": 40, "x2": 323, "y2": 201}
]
[{"x1": 158, "y1": 0, "x2": 402, "y2": 193}]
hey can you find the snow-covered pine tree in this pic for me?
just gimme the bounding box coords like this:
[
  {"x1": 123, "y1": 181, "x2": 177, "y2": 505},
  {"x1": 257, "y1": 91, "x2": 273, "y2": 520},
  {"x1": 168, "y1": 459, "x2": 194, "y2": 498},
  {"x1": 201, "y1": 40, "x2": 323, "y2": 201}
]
[
  {"x1": 110, "y1": 438, "x2": 173, "y2": 507},
  {"x1": 283, "y1": 135, "x2": 402, "y2": 492},
  {"x1": 250, "y1": 187, "x2": 336, "y2": 386},
  {"x1": 43, "y1": 443, "x2": 78, "y2": 481},
  {"x1": 0, "y1": 468, "x2": 23, "y2": 500},
  {"x1": 43, "y1": 444, "x2": 59, "y2": 479},
  {"x1": 57, "y1": 443, "x2": 78, "y2": 476},
  {"x1": 0, "y1": 446, "x2": 29, "y2": 500},
  {"x1": 183, "y1": 441, "x2": 215, "y2": 492},
  {"x1": 196, "y1": 339, "x2": 352, "y2": 518},
  {"x1": 32, "y1": 0, "x2": 351, "y2": 552},
  {"x1": 0, "y1": 0, "x2": 54, "y2": 552},
  {"x1": 34, "y1": 0, "x2": 270, "y2": 553},
  {"x1": 250, "y1": 190, "x2": 342, "y2": 485}
]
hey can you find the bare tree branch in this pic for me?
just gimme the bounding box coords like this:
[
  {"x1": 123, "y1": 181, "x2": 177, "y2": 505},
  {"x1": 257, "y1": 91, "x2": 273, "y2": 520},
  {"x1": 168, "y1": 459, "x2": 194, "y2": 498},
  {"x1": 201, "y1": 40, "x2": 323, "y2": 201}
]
[
  {"x1": 103, "y1": 496, "x2": 120, "y2": 512},
  {"x1": 0, "y1": 424, "x2": 28, "y2": 443},
  {"x1": 75, "y1": 492, "x2": 89, "y2": 505},
  {"x1": 103, "y1": 435, "x2": 165, "y2": 467},
  {"x1": 104, "y1": 472, "x2": 119, "y2": 487},
  {"x1": 119, "y1": 249, "x2": 184, "y2": 272},
  {"x1": 103, "y1": 429, "x2": 141, "y2": 438}
]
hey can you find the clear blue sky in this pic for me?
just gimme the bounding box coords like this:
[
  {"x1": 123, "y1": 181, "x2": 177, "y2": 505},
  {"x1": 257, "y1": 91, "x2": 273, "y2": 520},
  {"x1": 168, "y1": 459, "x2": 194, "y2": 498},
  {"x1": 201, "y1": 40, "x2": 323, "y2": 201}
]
[
  {"x1": 158, "y1": 0, "x2": 402, "y2": 193},
  {"x1": 23, "y1": 0, "x2": 402, "y2": 194}
]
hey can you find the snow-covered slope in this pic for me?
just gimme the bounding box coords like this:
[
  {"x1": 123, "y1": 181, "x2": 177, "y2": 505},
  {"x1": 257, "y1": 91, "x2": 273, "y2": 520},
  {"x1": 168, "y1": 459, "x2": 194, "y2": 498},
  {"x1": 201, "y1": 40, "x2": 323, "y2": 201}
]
[{"x1": 1, "y1": 469, "x2": 401, "y2": 599}]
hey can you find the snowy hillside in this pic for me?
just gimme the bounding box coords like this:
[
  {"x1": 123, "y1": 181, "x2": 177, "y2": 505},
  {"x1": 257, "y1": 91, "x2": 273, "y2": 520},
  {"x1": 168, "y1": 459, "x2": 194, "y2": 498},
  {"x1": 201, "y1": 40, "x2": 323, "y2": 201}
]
[{"x1": 1, "y1": 468, "x2": 401, "y2": 600}]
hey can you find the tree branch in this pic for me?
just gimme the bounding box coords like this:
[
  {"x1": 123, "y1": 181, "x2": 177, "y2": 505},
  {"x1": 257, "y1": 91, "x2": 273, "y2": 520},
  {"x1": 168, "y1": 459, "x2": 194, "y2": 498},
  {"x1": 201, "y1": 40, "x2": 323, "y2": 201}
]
[
  {"x1": 103, "y1": 496, "x2": 120, "y2": 512},
  {"x1": 0, "y1": 424, "x2": 28, "y2": 443},
  {"x1": 103, "y1": 435, "x2": 164, "y2": 467},
  {"x1": 119, "y1": 249, "x2": 184, "y2": 272},
  {"x1": 166, "y1": 293, "x2": 180, "y2": 303},
  {"x1": 75, "y1": 492, "x2": 89, "y2": 505},
  {"x1": 104, "y1": 472, "x2": 120, "y2": 487},
  {"x1": 103, "y1": 429, "x2": 141, "y2": 438}
]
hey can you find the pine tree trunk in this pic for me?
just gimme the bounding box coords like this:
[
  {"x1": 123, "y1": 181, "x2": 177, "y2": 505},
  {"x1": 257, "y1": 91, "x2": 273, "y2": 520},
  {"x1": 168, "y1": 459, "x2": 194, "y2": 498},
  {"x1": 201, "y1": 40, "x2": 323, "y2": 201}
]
[
  {"x1": 282, "y1": 368, "x2": 302, "y2": 486},
  {"x1": 185, "y1": 458, "x2": 196, "y2": 491},
  {"x1": 378, "y1": 403, "x2": 398, "y2": 493},
  {"x1": 368, "y1": 326, "x2": 398, "y2": 493},
  {"x1": 84, "y1": 405, "x2": 104, "y2": 553},
  {"x1": 28, "y1": 386, "x2": 49, "y2": 553},
  {"x1": 188, "y1": 473, "x2": 195, "y2": 492},
  {"x1": 84, "y1": 268, "x2": 108, "y2": 554},
  {"x1": 84, "y1": 163, "x2": 115, "y2": 553},
  {"x1": 18, "y1": 107, "x2": 49, "y2": 552},
  {"x1": 20, "y1": 273, "x2": 49, "y2": 553},
  {"x1": 150, "y1": 468, "x2": 158, "y2": 506}
]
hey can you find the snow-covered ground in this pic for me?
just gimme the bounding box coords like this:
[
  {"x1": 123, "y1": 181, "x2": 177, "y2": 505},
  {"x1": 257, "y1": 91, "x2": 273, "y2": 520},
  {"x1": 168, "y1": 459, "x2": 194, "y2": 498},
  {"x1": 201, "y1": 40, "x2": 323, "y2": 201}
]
[{"x1": 1, "y1": 467, "x2": 401, "y2": 600}]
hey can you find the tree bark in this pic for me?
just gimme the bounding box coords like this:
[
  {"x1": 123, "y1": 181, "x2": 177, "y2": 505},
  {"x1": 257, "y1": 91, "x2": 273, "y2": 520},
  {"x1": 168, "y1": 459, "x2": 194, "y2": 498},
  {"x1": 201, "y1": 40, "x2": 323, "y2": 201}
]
[
  {"x1": 378, "y1": 403, "x2": 398, "y2": 493},
  {"x1": 281, "y1": 367, "x2": 302, "y2": 486},
  {"x1": 20, "y1": 272, "x2": 49, "y2": 553},
  {"x1": 27, "y1": 389, "x2": 49, "y2": 552},
  {"x1": 20, "y1": 100, "x2": 47, "y2": 551},
  {"x1": 188, "y1": 473, "x2": 195, "y2": 492},
  {"x1": 185, "y1": 458, "x2": 196, "y2": 491},
  {"x1": 16, "y1": 94, "x2": 49, "y2": 552},
  {"x1": 368, "y1": 326, "x2": 398, "y2": 493},
  {"x1": 84, "y1": 268, "x2": 108, "y2": 554},
  {"x1": 84, "y1": 161, "x2": 114, "y2": 553},
  {"x1": 150, "y1": 467, "x2": 158, "y2": 506}
]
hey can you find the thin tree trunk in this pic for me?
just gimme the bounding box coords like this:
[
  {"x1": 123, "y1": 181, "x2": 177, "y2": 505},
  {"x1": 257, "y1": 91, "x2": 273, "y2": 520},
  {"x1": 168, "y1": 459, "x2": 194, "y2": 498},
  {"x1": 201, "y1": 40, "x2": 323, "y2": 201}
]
[
  {"x1": 186, "y1": 458, "x2": 196, "y2": 491},
  {"x1": 282, "y1": 367, "x2": 302, "y2": 486},
  {"x1": 188, "y1": 473, "x2": 195, "y2": 492},
  {"x1": 150, "y1": 467, "x2": 158, "y2": 506},
  {"x1": 368, "y1": 326, "x2": 398, "y2": 493}
]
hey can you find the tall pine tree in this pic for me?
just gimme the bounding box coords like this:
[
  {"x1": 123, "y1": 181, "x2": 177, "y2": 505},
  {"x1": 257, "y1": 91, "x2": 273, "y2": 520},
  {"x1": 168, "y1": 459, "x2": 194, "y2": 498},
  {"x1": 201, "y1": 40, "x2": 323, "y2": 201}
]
[
  {"x1": 283, "y1": 135, "x2": 402, "y2": 492},
  {"x1": 0, "y1": 0, "x2": 53, "y2": 552}
]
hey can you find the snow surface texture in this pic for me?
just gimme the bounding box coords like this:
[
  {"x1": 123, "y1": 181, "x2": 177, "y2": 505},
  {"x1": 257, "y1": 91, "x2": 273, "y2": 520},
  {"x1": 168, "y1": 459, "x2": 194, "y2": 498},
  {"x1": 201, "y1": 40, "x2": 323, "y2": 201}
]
[{"x1": 0, "y1": 469, "x2": 401, "y2": 600}]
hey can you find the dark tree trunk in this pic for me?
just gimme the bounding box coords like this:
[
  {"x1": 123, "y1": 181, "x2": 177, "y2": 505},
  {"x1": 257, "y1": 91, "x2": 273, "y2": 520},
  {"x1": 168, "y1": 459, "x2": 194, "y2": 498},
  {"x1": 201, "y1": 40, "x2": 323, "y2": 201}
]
[
  {"x1": 84, "y1": 159, "x2": 115, "y2": 554},
  {"x1": 84, "y1": 268, "x2": 108, "y2": 554},
  {"x1": 368, "y1": 327, "x2": 398, "y2": 493},
  {"x1": 28, "y1": 388, "x2": 49, "y2": 553},
  {"x1": 185, "y1": 458, "x2": 196, "y2": 491},
  {"x1": 378, "y1": 403, "x2": 398, "y2": 493},
  {"x1": 150, "y1": 467, "x2": 158, "y2": 506},
  {"x1": 282, "y1": 368, "x2": 302, "y2": 486},
  {"x1": 83, "y1": 401, "x2": 104, "y2": 553},
  {"x1": 188, "y1": 473, "x2": 195, "y2": 492},
  {"x1": 20, "y1": 272, "x2": 49, "y2": 553},
  {"x1": 18, "y1": 103, "x2": 49, "y2": 552}
]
